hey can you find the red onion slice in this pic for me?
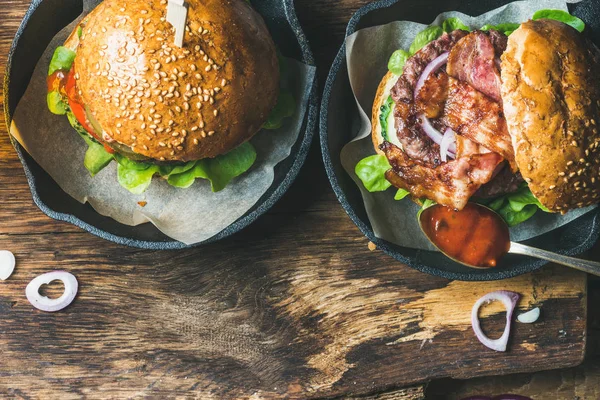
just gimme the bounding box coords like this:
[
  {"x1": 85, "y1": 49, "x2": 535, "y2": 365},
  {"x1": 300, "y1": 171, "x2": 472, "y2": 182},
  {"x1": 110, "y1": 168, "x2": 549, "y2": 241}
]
[
  {"x1": 414, "y1": 52, "x2": 449, "y2": 99},
  {"x1": 26, "y1": 271, "x2": 78, "y2": 312},
  {"x1": 471, "y1": 290, "x2": 520, "y2": 352},
  {"x1": 517, "y1": 307, "x2": 540, "y2": 323},
  {"x1": 419, "y1": 114, "x2": 457, "y2": 154},
  {"x1": 0, "y1": 250, "x2": 15, "y2": 280},
  {"x1": 440, "y1": 128, "x2": 457, "y2": 162}
]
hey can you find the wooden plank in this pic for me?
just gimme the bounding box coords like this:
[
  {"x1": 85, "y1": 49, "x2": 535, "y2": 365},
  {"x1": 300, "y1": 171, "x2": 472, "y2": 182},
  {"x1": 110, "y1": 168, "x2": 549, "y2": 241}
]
[{"x1": 0, "y1": 0, "x2": 593, "y2": 399}]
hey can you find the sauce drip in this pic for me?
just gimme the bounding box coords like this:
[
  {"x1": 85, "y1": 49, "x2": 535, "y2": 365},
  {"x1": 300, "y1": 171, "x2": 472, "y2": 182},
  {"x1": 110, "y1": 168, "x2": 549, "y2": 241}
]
[{"x1": 420, "y1": 203, "x2": 510, "y2": 268}]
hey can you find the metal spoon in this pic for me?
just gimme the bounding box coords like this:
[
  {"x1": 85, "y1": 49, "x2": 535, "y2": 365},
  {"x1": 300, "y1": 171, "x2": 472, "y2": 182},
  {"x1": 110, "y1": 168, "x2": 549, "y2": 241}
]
[{"x1": 418, "y1": 203, "x2": 600, "y2": 276}]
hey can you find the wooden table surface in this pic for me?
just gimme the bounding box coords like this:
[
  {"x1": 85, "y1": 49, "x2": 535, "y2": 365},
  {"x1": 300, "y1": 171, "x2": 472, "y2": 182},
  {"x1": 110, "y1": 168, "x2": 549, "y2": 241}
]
[{"x1": 1, "y1": 0, "x2": 600, "y2": 399}]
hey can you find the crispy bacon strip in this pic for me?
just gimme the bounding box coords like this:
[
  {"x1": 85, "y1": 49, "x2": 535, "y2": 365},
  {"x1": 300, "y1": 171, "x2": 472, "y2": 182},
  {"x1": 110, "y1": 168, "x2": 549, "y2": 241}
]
[
  {"x1": 446, "y1": 30, "x2": 505, "y2": 102},
  {"x1": 381, "y1": 141, "x2": 504, "y2": 210},
  {"x1": 442, "y1": 77, "x2": 516, "y2": 170}
]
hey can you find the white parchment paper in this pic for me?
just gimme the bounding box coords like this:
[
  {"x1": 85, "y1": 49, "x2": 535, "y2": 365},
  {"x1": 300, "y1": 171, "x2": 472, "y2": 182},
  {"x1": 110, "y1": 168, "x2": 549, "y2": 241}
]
[
  {"x1": 10, "y1": 0, "x2": 316, "y2": 245},
  {"x1": 341, "y1": 0, "x2": 595, "y2": 251}
]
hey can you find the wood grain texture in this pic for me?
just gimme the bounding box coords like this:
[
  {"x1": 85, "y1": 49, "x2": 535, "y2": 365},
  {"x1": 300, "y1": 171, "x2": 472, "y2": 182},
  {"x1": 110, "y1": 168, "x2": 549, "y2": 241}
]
[{"x1": 0, "y1": 0, "x2": 596, "y2": 399}]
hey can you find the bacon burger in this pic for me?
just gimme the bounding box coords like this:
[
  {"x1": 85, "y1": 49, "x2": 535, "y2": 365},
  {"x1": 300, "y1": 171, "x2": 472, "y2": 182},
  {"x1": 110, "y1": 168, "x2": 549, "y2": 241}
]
[{"x1": 369, "y1": 17, "x2": 600, "y2": 216}]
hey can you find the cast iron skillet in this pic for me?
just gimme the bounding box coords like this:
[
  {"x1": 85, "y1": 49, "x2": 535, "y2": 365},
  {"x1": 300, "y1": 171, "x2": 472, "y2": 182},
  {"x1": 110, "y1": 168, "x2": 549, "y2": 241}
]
[
  {"x1": 4, "y1": 0, "x2": 318, "y2": 249},
  {"x1": 321, "y1": 0, "x2": 600, "y2": 281}
]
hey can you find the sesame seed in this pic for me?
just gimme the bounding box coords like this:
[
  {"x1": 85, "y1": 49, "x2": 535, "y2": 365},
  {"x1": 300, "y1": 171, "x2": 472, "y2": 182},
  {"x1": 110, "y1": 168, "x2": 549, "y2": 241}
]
[
  {"x1": 172, "y1": 132, "x2": 180, "y2": 137},
  {"x1": 572, "y1": 140, "x2": 578, "y2": 147},
  {"x1": 175, "y1": 106, "x2": 182, "y2": 112},
  {"x1": 143, "y1": 145, "x2": 149, "y2": 150},
  {"x1": 191, "y1": 126, "x2": 198, "y2": 131},
  {"x1": 159, "y1": 141, "x2": 166, "y2": 147},
  {"x1": 182, "y1": 130, "x2": 187, "y2": 137},
  {"x1": 221, "y1": 79, "x2": 227, "y2": 86},
  {"x1": 190, "y1": 65, "x2": 197, "y2": 72},
  {"x1": 176, "y1": 146, "x2": 184, "y2": 151},
  {"x1": 567, "y1": 161, "x2": 574, "y2": 166},
  {"x1": 195, "y1": 73, "x2": 202, "y2": 79},
  {"x1": 199, "y1": 121, "x2": 205, "y2": 128},
  {"x1": 196, "y1": 102, "x2": 202, "y2": 109},
  {"x1": 201, "y1": 131, "x2": 207, "y2": 138},
  {"x1": 184, "y1": 102, "x2": 190, "y2": 110},
  {"x1": 208, "y1": 131, "x2": 214, "y2": 136},
  {"x1": 205, "y1": 65, "x2": 211, "y2": 72},
  {"x1": 213, "y1": 110, "x2": 218, "y2": 117},
  {"x1": 193, "y1": 138, "x2": 199, "y2": 145},
  {"x1": 549, "y1": 185, "x2": 556, "y2": 189}
]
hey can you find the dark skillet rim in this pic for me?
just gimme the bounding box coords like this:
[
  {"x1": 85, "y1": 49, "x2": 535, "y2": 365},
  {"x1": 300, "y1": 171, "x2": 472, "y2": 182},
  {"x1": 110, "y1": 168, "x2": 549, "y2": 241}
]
[
  {"x1": 4, "y1": 0, "x2": 318, "y2": 250},
  {"x1": 319, "y1": 0, "x2": 600, "y2": 281}
]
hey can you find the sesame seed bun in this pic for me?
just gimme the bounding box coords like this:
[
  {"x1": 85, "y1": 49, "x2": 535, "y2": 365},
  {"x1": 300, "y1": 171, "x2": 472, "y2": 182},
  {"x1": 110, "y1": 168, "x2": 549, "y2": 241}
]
[
  {"x1": 501, "y1": 19, "x2": 600, "y2": 212},
  {"x1": 70, "y1": 0, "x2": 279, "y2": 162},
  {"x1": 371, "y1": 71, "x2": 399, "y2": 155}
]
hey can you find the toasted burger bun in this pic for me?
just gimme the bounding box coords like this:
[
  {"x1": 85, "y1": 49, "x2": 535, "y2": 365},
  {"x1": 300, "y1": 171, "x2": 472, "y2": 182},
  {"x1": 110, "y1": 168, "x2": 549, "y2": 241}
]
[
  {"x1": 501, "y1": 19, "x2": 600, "y2": 212},
  {"x1": 70, "y1": 0, "x2": 279, "y2": 162},
  {"x1": 371, "y1": 71, "x2": 401, "y2": 155}
]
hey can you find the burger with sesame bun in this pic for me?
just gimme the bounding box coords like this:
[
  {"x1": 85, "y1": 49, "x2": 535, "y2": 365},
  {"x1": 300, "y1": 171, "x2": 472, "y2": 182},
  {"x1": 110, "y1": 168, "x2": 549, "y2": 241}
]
[
  {"x1": 356, "y1": 10, "x2": 600, "y2": 227},
  {"x1": 46, "y1": 0, "x2": 295, "y2": 194}
]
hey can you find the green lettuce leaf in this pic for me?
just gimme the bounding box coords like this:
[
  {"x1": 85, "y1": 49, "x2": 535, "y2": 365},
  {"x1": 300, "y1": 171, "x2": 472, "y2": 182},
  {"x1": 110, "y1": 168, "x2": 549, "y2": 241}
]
[
  {"x1": 263, "y1": 89, "x2": 295, "y2": 130},
  {"x1": 66, "y1": 111, "x2": 113, "y2": 176},
  {"x1": 497, "y1": 204, "x2": 539, "y2": 227},
  {"x1": 47, "y1": 91, "x2": 68, "y2": 115},
  {"x1": 167, "y1": 162, "x2": 209, "y2": 189},
  {"x1": 443, "y1": 17, "x2": 470, "y2": 32},
  {"x1": 409, "y1": 26, "x2": 444, "y2": 54},
  {"x1": 506, "y1": 185, "x2": 550, "y2": 213},
  {"x1": 48, "y1": 46, "x2": 76, "y2": 75},
  {"x1": 479, "y1": 185, "x2": 550, "y2": 227},
  {"x1": 117, "y1": 164, "x2": 160, "y2": 195},
  {"x1": 394, "y1": 188, "x2": 410, "y2": 201},
  {"x1": 480, "y1": 23, "x2": 520, "y2": 35},
  {"x1": 379, "y1": 95, "x2": 394, "y2": 140},
  {"x1": 167, "y1": 142, "x2": 257, "y2": 192},
  {"x1": 355, "y1": 155, "x2": 392, "y2": 192},
  {"x1": 388, "y1": 49, "x2": 411, "y2": 75},
  {"x1": 532, "y1": 9, "x2": 585, "y2": 32}
]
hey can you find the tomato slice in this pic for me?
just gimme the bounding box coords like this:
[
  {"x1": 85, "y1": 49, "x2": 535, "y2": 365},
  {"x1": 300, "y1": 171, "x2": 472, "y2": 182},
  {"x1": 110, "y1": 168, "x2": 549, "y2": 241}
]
[{"x1": 64, "y1": 68, "x2": 115, "y2": 154}]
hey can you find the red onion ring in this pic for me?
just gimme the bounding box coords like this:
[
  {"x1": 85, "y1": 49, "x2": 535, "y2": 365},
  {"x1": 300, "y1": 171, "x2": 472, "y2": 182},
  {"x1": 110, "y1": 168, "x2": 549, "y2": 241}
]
[
  {"x1": 0, "y1": 250, "x2": 15, "y2": 280},
  {"x1": 471, "y1": 290, "x2": 520, "y2": 352},
  {"x1": 440, "y1": 128, "x2": 457, "y2": 162},
  {"x1": 26, "y1": 271, "x2": 78, "y2": 312},
  {"x1": 419, "y1": 114, "x2": 457, "y2": 155},
  {"x1": 414, "y1": 52, "x2": 449, "y2": 99}
]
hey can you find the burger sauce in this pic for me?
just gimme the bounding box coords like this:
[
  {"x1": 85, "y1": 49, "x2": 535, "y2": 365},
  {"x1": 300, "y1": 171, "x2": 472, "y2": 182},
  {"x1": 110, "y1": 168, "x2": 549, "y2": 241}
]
[{"x1": 420, "y1": 203, "x2": 511, "y2": 268}]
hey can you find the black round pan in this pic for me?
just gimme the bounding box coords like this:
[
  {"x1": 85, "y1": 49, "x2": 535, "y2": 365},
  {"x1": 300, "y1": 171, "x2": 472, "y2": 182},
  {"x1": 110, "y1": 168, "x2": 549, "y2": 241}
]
[{"x1": 4, "y1": 0, "x2": 318, "y2": 249}]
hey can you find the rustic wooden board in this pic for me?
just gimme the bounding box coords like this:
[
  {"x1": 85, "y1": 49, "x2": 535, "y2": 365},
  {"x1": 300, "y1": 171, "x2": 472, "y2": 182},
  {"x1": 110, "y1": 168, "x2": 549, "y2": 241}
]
[{"x1": 0, "y1": 0, "x2": 593, "y2": 399}]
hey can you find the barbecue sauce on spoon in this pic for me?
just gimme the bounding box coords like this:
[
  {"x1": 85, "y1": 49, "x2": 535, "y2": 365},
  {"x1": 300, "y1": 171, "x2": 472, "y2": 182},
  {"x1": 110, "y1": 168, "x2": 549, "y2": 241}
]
[{"x1": 419, "y1": 203, "x2": 510, "y2": 268}]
